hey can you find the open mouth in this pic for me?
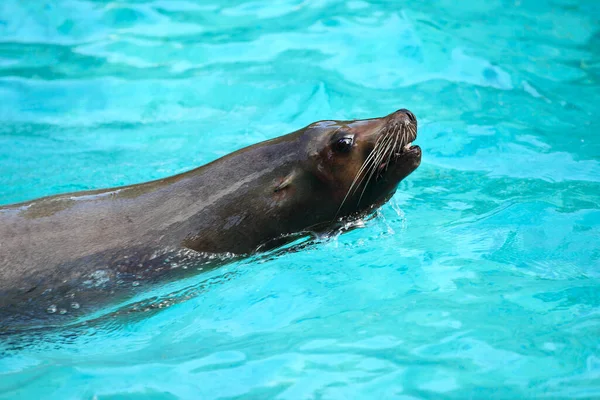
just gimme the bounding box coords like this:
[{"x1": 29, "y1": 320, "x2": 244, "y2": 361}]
[{"x1": 376, "y1": 126, "x2": 419, "y2": 172}]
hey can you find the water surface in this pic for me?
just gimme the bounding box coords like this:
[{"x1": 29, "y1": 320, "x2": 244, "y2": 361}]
[{"x1": 1, "y1": 0, "x2": 599, "y2": 398}]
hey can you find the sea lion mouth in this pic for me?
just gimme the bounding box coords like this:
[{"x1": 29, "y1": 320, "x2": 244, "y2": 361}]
[
  {"x1": 377, "y1": 142, "x2": 420, "y2": 173},
  {"x1": 377, "y1": 144, "x2": 421, "y2": 172},
  {"x1": 373, "y1": 121, "x2": 419, "y2": 175}
]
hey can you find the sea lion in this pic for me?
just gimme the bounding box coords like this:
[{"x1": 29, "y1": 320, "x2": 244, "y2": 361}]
[{"x1": 0, "y1": 109, "x2": 421, "y2": 329}]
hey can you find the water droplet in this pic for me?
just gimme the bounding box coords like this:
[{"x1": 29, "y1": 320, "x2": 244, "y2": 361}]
[
  {"x1": 47, "y1": 305, "x2": 57, "y2": 314},
  {"x1": 132, "y1": 281, "x2": 140, "y2": 287},
  {"x1": 71, "y1": 302, "x2": 80, "y2": 309},
  {"x1": 59, "y1": 308, "x2": 67, "y2": 315}
]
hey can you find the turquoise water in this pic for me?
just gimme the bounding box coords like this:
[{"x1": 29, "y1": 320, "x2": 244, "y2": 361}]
[{"x1": 1, "y1": 0, "x2": 599, "y2": 398}]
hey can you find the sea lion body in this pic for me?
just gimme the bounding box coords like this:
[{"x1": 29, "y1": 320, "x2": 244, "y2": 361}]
[{"x1": 0, "y1": 109, "x2": 421, "y2": 328}]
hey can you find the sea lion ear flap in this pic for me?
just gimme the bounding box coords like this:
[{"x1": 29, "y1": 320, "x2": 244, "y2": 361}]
[{"x1": 274, "y1": 170, "x2": 297, "y2": 193}]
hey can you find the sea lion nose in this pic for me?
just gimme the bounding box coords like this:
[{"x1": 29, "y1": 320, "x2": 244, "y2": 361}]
[{"x1": 394, "y1": 109, "x2": 417, "y2": 124}]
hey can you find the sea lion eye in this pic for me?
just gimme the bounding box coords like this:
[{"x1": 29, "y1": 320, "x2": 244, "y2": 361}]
[{"x1": 332, "y1": 136, "x2": 354, "y2": 153}]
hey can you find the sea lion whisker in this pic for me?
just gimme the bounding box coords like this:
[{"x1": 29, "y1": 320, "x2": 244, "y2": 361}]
[
  {"x1": 350, "y1": 131, "x2": 395, "y2": 194},
  {"x1": 400, "y1": 124, "x2": 409, "y2": 146},
  {"x1": 335, "y1": 132, "x2": 389, "y2": 212},
  {"x1": 408, "y1": 125, "x2": 417, "y2": 140},
  {"x1": 385, "y1": 124, "x2": 400, "y2": 170},
  {"x1": 356, "y1": 154, "x2": 386, "y2": 206},
  {"x1": 334, "y1": 148, "x2": 380, "y2": 217},
  {"x1": 349, "y1": 140, "x2": 385, "y2": 188},
  {"x1": 349, "y1": 129, "x2": 395, "y2": 191},
  {"x1": 379, "y1": 131, "x2": 394, "y2": 172},
  {"x1": 400, "y1": 124, "x2": 409, "y2": 149},
  {"x1": 361, "y1": 122, "x2": 406, "y2": 199},
  {"x1": 357, "y1": 136, "x2": 392, "y2": 206},
  {"x1": 335, "y1": 129, "x2": 395, "y2": 217}
]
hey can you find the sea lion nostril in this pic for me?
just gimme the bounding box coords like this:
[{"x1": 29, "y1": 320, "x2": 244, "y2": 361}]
[
  {"x1": 404, "y1": 110, "x2": 416, "y2": 123},
  {"x1": 394, "y1": 109, "x2": 416, "y2": 124}
]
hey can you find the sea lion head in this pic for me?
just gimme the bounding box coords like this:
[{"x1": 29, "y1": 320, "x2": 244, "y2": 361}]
[
  {"x1": 187, "y1": 109, "x2": 422, "y2": 254},
  {"x1": 272, "y1": 109, "x2": 421, "y2": 233}
]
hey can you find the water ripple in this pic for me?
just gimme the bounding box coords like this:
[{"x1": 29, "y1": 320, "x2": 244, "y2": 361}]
[{"x1": 1, "y1": 0, "x2": 600, "y2": 398}]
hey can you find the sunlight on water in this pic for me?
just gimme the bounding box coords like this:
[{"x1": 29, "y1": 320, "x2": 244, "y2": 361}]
[{"x1": 1, "y1": 0, "x2": 599, "y2": 398}]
